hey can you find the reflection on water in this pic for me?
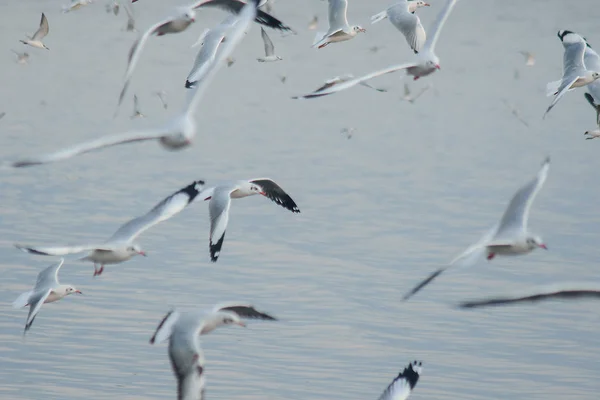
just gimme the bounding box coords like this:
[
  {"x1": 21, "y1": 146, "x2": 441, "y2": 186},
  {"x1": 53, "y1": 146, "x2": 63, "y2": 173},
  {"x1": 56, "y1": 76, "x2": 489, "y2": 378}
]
[{"x1": 1, "y1": 0, "x2": 600, "y2": 399}]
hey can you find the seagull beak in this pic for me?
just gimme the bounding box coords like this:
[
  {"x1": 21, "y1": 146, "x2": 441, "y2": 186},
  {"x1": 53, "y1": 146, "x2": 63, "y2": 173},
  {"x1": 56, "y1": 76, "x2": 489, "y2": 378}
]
[
  {"x1": 424, "y1": 2, "x2": 431, "y2": 5},
  {"x1": 538, "y1": 244, "x2": 548, "y2": 250},
  {"x1": 259, "y1": 191, "x2": 266, "y2": 196},
  {"x1": 75, "y1": 290, "x2": 83, "y2": 295},
  {"x1": 360, "y1": 28, "x2": 367, "y2": 33},
  {"x1": 237, "y1": 321, "x2": 247, "y2": 328},
  {"x1": 138, "y1": 251, "x2": 147, "y2": 257},
  {"x1": 435, "y1": 64, "x2": 441, "y2": 70}
]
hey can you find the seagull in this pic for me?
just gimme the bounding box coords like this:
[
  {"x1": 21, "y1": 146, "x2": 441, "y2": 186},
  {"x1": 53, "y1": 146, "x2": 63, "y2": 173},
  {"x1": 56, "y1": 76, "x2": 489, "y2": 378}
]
[
  {"x1": 131, "y1": 94, "x2": 144, "y2": 118},
  {"x1": 340, "y1": 127, "x2": 355, "y2": 139},
  {"x1": 200, "y1": 178, "x2": 300, "y2": 262},
  {"x1": 154, "y1": 90, "x2": 168, "y2": 109},
  {"x1": 226, "y1": 57, "x2": 236, "y2": 67},
  {"x1": 292, "y1": 74, "x2": 387, "y2": 99},
  {"x1": 583, "y1": 39, "x2": 600, "y2": 125},
  {"x1": 122, "y1": 0, "x2": 137, "y2": 32},
  {"x1": 403, "y1": 157, "x2": 550, "y2": 301},
  {"x1": 299, "y1": 0, "x2": 459, "y2": 99},
  {"x1": 501, "y1": 99, "x2": 529, "y2": 128},
  {"x1": 377, "y1": 361, "x2": 423, "y2": 400},
  {"x1": 402, "y1": 83, "x2": 430, "y2": 103},
  {"x1": 312, "y1": 0, "x2": 366, "y2": 49},
  {"x1": 518, "y1": 50, "x2": 535, "y2": 66},
  {"x1": 62, "y1": 0, "x2": 94, "y2": 13},
  {"x1": 106, "y1": 0, "x2": 120, "y2": 15},
  {"x1": 185, "y1": 15, "x2": 236, "y2": 89},
  {"x1": 11, "y1": 49, "x2": 29, "y2": 64},
  {"x1": 149, "y1": 303, "x2": 276, "y2": 400},
  {"x1": 584, "y1": 126, "x2": 600, "y2": 140},
  {"x1": 15, "y1": 180, "x2": 206, "y2": 276},
  {"x1": 4, "y1": 6, "x2": 253, "y2": 169},
  {"x1": 458, "y1": 283, "x2": 600, "y2": 309},
  {"x1": 257, "y1": 27, "x2": 282, "y2": 62},
  {"x1": 12, "y1": 259, "x2": 82, "y2": 335},
  {"x1": 371, "y1": 0, "x2": 430, "y2": 54},
  {"x1": 116, "y1": 0, "x2": 294, "y2": 113},
  {"x1": 20, "y1": 13, "x2": 50, "y2": 50},
  {"x1": 544, "y1": 30, "x2": 600, "y2": 119},
  {"x1": 308, "y1": 15, "x2": 318, "y2": 30}
]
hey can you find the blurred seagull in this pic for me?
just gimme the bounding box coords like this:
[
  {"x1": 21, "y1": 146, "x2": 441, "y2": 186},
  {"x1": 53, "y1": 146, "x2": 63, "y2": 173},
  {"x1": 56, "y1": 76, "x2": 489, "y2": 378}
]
[
  {"x1": 402, "y1": 83, "x2": 430, "y2": 103},
  {"x1": 154, "y1": 90, "x2": 168, "y2": 109},
  {"x1": 257, "y1": 27, "x2": 282, "y2": 62},
  {"x1": 131, "y1": 94, "x2": 144, "y2": 119},
  {"x1": 518, "y1": 50, "x2": 535, "y2": 66},
  {"x1": 502, "y1": 99, "x2": 529, "y2": 127},
  {"x1": 312, "y1": 0, "x2": 366, "y2": 49},
  {"x1": 308, "y1": 15, "x2": 318, "y2": 30},
  {"x1": 377, "y1": 361, "x2": 423, "y2": 400},
  {"x1": 292, "y1": 74, "x2": 387, "y2": 99},
  {"x1": 371, "y1": 0, "x2": 430, "y2": 54},
  {"x1": 11, "y1": 49, "x2": 29, "y2": 64},
  {"x1": 583, "y1": 39, "x2": 600, "y2": 125},
  {"x1": 20, "y1": 13, "x2": 50, "y2": 50}
]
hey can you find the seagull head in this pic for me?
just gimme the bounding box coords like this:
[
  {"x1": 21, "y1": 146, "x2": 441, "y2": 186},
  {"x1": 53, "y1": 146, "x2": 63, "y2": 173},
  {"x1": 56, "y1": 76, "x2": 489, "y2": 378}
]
[
  {"x1": 64, "y1": 285, "x2": 82, "y2": 296},
  {"x1": 527, "y1": 236, "x2": 547, "y2": 250},
  {"x1": 128, "y1": 244, "x2": 147, "y2": 257},
  {"x1": 353, "y1": 25, "x2": 366, "y2": 34},
  {"x1": 241, "y1": 182, "x2": 266, "y2": 196},
  {"x1": 201, "y1": 312, "x2": 246, "y2": 334}
]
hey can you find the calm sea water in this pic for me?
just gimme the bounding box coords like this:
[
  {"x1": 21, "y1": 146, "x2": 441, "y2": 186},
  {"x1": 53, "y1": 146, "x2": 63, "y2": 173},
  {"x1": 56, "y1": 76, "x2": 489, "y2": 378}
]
[{"x1": 1, "y1": 0, "x2": 600, "y2": 399}]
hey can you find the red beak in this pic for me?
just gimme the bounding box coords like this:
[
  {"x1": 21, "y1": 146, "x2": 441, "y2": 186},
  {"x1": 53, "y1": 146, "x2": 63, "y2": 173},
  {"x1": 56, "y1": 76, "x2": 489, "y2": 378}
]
[
  {"x1": 139, "y1": 251, "x2": 147, "y2": 257},
  {"x1": 237, "y1": 321, "x2": 247, "y2": 327},
  {"x1": 539, "y1": 244, "x2": 548, "y2": 250},
  {"x1": 435, "y1": 64, "x2": 441, "y2": 70},
  {"x1": 259, "y1": 191, "x2": 266, "y2": 196},
  {"x1": 75, "y1": 290, "x2": 83, "y2": 294}
]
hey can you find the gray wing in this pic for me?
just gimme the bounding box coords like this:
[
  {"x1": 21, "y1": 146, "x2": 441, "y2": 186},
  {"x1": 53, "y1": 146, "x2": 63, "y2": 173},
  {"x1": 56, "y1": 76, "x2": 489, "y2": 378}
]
[
  {"x1": 15, "y1": 244, "x2": 110, "y2": 256},
  {"x1": 34, "y1": 259, "x2": 64, "y2": 291},
  {"x1": 24, "y1": 289, "x2": 52, "y2": 333},
  {"x1": 249, "y1": 178, "x2": 300, "y2": 212},
  {"x1": 458, "y1": 283, "x2": 600, "y2": 309},
  {"x1": 387, "y1": 3, "x2": 426, "y2": 53},
  {"x1": 328, "y1": 0, "x2": 349, "y2": 30},
  {"x1": 213, "y1": 303, "x2": 277, "y2": 320},
  {"x1": 493, "y1": 157, "x2": 550, "y2": 241},
  {"x1": 7, "y1": 128, "x2": 167, "y2": 168},
  {"x1": 208, "y1": 188, "x2": 233, "y2": 262},
  {"x1": 422, "y1": 0, "x2": 457, "y2": 53},
  {"x1": 32, "y1": 13, "x2": 49, "y2": 41},
  {"x1": 260, "y1": 27, "x2": 275, "y2": 56},
  {"x1": 185, "y1": 19, "x2": 233, "y2": 88},
  {"x1": 150, "y1": 309, "x2": 182, "y2": 344},
  {"x1": 107, "y1": 180, "x2": 205, "y2": 244},
  {"x1": 562, "y1": 35, "x2": 587, "y2": 80},
  {"x1": 168, "y1": 327, "x2": 206, "y2": 400},
  {"x1": 377, "y1": 361, "x2": 423, "y2": 400},
  {"x1": 584, "y1": 43, "x2": 600, "y2": 122},
  {"x1": 543, "y1": 75, "x2": 579, "y2": 119},
  {"x1": 192, "y1": 0, "x2": 294, "y2": 32}
]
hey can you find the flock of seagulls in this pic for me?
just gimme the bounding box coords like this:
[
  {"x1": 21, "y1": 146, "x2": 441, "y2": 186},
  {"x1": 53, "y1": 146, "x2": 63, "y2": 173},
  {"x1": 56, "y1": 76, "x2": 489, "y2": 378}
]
[{"x1": 6, "y1": 0, "x2": 600, "y2": 399}]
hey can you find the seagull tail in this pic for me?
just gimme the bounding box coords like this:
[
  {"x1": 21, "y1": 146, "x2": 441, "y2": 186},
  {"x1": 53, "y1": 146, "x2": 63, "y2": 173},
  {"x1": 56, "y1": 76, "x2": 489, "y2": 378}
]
[
  {"x1": 370, "y1": 10, "x2": 388, "y2": 24},
  {"x1": 402, "y1": 267, "x2": 447, "y2": 301},
  {"x1": 545, "y1": 80, "x2": 561, "y2": 97},
  {"x1": 12, "y1": 291, "x2": 32, "y2": 309},
  {"x1": 311, "y1": 31, "x2": 327, "y2": 48}
]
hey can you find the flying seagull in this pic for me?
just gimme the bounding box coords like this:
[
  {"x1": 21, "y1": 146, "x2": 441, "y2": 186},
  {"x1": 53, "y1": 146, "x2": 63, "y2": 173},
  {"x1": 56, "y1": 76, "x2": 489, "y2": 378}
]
[
  {"x1": 257, "y1": 27, "x2": 282, "y2": 62},
  {"x1": 403, "y1": 157, "x2": 550, "y2": 301},
  {"x1": 312, "y1": 0, "x2": 366, "y2": 49},
  {"x1": 376, "y1": 361, "x2": 423, "y2": 400},
  {"x1": 20, "y1": 13, "x2": 50, "y2": 50},
  {"x1": 371, "y1": 0, "x2": 430, "y2": 54}
]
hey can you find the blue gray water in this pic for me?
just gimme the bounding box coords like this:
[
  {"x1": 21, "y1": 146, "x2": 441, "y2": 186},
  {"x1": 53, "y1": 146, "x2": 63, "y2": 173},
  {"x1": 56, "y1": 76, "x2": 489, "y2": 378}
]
[{"x1": 1, "y1": 0, "x2": 600, "y2": 399}]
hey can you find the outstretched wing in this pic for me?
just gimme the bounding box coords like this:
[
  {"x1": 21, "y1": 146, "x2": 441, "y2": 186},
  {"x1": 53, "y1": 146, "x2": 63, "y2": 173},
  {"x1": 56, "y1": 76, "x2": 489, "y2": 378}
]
[
  {"x1": 208, "y1": 188, "x2": 233, "y2": 262},
  {"x1": 387, "y1": 3, "x2": 426, "y2": 53},
  {"x1": 24, "y1": 289, "x2": 52, "y2": 334},
  {"x1": 32, "y1": 13, "x2": 50, "y2": 41},
  {"x1": 34, "y1": 259, "x2": 64, "y2": 291},
  {"x1": 328, "y1": 0, "x2": 349, "y2": 30},
  {"x1": 422, "y1": 0, "x2": 457, "y2": 53},
  {"x1": 168, "y1": 327, "x2": 206, "y2": 400},
  {"x1": 107, "y1": 180, "x2": 205, "y2": 244},
  {"x1": 213, "y1": 303, "x2": 277, "y2": 320},
  {"x1": 260, "y1": 26, "x2": 275, "y2": 56},
  {"x1": 192, "y1": 0, "x2": 294, "y2": 32},
  {"x1": 6, "y1": 128, "x2": 167, "y2": 168},
  {"x1": 15, "y1": 244, "x2": 109, "y2": 256},
  {"x1": 150, "y1": 309, "x2": 182, "y2": 344},
  {"x1": 250, "y1": 178, "x2": 300, "y2": 212},
  {"x1": 377, "y1": 361, "x2": 423, "y2": 400}
]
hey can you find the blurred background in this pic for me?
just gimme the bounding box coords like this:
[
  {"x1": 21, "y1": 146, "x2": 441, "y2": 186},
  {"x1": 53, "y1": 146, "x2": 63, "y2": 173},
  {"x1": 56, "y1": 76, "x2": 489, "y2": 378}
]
[{"x1": 1, "y1": 0, "x2": 599, "y2": 399}]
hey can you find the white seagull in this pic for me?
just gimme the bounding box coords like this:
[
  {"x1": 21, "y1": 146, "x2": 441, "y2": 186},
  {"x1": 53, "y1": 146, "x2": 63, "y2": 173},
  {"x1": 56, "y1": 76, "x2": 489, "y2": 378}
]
[
  {"x1": 292, "y1": 74, "x2": 387, "y2": 99},
  {"x1": 15, "y1": 180, "x2": 206, "y2": 276},
  {"x1": 149, "y1": 303, "x2": 277, "y2": 400},
  {"x1": 544, "y1": 30, "x2": 600, "y2": 119},
  {"x1": 5, "y1": 5, "x2": 254, "y2": 169},
  {"x1": 377, "y1": 361, "x2": 423, "y2": 400},
  {"x1": 312, "y1": 0, "x2": 366, "y2": 49},
  {"x1": 257, "y1": 27, "x2": 282, "y2": 62},
  {"x1": 200, "y1": 178, "x2": 300, "y2": 262},
  {"x1": 20, "y1": 13, "x2": 50, "y2": 50},
  {"x1": 11, "y1": 49, "x2": 30, "y2": 65},
  {"x1": 403, "y1": 157, "x2": 550, "y2": 301},
  {"x1": 371, "y1": 0, "x2": 430, "y2": 54},
  {"x1": 12, "y1": 259, "x2": 82, "y2": 335},
  {"x1": 299, "y1": 0, "x2": 459, "y2": 99},
  {"x1": 117, "y1": 0, "x2": 293, "y2": 113},
  {"x1": 458, "y1": 283, "x2": 600, "y2": 309},
  {"x1": 583, "y1": 39, "x2": 600, "y2": 125}
]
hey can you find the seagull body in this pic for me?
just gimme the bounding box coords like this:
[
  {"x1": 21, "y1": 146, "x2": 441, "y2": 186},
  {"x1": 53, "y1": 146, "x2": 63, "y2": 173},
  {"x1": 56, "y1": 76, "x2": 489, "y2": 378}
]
[
  {"x1": 458, "y1": 283, "x2": 600, "y2": 309},
  {"x1": 200, "y1": 178, "x2": 300, "y2": 262},
  {"x1": 312, "y1": 0, "x2": 366, "y2": 49},
  {"x1": 15, "y1": 180, "x2": 206, "y2": 276},
  {"x1": 377, "y1": 361, "x2": 423, "y2": 400},
  {"x1": 583, "y1": 40, "x2": 600, "y2": 125},
  {"x1": 150, "y1": 303, "x2": 276, "y2": 400},
  {"x1": 292, "y1": 74, "x2": 387, "y2": 99},
  {"x1": 257, "y1": 27, "x2": 282, "y2": 62},
  {"x1": 299, "y1": 0, "x2": 459, "y2": 99},
  {"x1": 117, "y1": 0, "x2": 293, "y2": 112},
  {"x1": 544, "y1": 30, "x2": 600, "y2": 119},
  {"x1": 371, "y1": 0, "x2": 430, "y2": 54},
  {"x1": 12, "y1": 259, "x2": 81, "y2": 334},
  {"x1": 403, "y1": 157, "x2": 550, "y2": 300},
  {"x1": 131, "y1": 94, "x2": 144, "y2": 118},
  {"x1": 20, "y1": 13, "x2": 50, "y2": 50},
  {"x1": 5, "y1": 6, "x2": 253, "y2": 169}
]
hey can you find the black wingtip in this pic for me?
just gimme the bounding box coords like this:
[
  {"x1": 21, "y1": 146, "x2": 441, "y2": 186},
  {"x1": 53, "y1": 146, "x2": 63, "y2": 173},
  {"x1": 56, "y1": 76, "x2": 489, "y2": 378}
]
[
  {"x1": 401, "y1": 361, "x2": 423, "y2": 389},
  {"x1": 402, "y1": 268, "x2": 446, "y2": 301},
  {"x1": 185, "y1": 80, "x2": 196, "y2": 89},
  {"x1": 210, "y1": 234, "x2": 225, "y2": 262},
  {"x1": 557, "y1": 30, "x2": 574, "y2": 41}
]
